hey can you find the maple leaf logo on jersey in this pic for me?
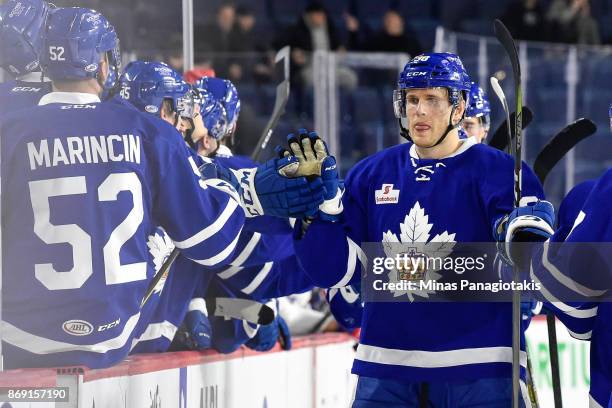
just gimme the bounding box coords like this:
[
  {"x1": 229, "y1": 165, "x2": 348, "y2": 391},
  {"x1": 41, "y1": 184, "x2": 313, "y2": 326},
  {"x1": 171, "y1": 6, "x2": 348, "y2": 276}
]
[
  {"x1": 382, "y1": 201, "x2": 456, "y2": 301},
  {"x1": 147, "y1": 228, "x2": 175, "y2": 295}
]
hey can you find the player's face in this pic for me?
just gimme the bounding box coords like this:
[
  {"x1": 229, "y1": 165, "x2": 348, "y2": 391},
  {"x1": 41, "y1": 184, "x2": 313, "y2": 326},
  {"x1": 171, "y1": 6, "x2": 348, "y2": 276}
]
[
  {"x1": 405, "y1": 88, "x2": 461, "y2": 146},
  {"x1": 462, "y1": 117, "x2": 488, "y2": 143}
]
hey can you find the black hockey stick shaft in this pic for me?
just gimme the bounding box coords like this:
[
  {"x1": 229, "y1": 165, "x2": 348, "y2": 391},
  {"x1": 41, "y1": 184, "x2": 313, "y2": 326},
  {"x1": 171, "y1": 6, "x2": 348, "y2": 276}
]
[
  {"x1": 533, "y1": 118, "x2": 597, "y2": 184},
  {"x1": 488, "y1": 106, "x2": 533, "y2": 152},
  {"x1": 141, "y1": 246, "x2": 179, "y2": 307},
  {"x1": 533, "y1": 117, "x2": 597, "y2": 408},
  {"x1": 494, "y1": 19, "x2": 523, "y2": 408},
  {"x1": 251, "y1": 46, "x2": 291, "y2": 162}
]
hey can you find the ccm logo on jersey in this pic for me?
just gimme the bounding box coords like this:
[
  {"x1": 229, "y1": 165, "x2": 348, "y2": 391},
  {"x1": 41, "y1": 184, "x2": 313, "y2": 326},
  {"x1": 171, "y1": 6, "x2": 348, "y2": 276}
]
[
  {"x1": 12, "y1": 87, "x2": 41, "y2": 92},
  {"x1": 98, "y1": 318, "x2": 121, "y2": 332},
  {"x1": 375, "y1": 184, "x2": 400, "y2": 204},
  {"x1": 62, "y1": 320, "x2": 94, "y2": 336}
]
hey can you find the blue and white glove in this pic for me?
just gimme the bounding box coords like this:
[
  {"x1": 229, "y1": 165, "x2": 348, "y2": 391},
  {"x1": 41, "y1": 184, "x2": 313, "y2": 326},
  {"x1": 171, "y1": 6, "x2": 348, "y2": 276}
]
[
  {"x1": 245, "y1": 302, "x2": 292, "y2": 352},
  {"x1": 215, "y1": 156, "x2": 326, "y2": 219},
  {"x1": 181, "y1": 298, "x2": 212, "y2": 350},
  {"x1": 276, "y1": 129, "x2": 343, "y2": 221},
  {"x1": 494, "y1": 200, "x2": 555, "y2": 267}
]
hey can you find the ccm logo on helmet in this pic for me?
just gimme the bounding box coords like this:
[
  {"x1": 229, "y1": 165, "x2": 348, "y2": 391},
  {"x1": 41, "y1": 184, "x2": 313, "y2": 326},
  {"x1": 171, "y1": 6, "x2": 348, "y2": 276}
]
[{"x1": 406, "y1": 72, "x2": 427, "y2": 77}]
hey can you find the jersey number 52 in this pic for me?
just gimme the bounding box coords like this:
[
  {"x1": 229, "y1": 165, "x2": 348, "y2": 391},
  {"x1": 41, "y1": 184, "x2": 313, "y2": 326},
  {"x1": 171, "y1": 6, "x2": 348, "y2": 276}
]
[{"x1": 28, "y1": 173, "x2": 145, "y2": 290}]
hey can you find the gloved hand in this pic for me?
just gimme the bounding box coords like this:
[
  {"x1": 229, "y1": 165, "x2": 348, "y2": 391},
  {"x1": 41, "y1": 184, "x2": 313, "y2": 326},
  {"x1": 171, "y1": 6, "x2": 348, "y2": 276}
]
[
  {"x1": 176, "y1": 298, "x2": 212, "y2": 350},
  {"x1": 276, "y1": 129, "x2": 343, "y2": 221},
  {"x1": 245, "y1": 307, "x2": 292, "y2": 352},
  {"x1": 215, "y1": 156, "x2": 326, "y2": 219},
  {"x1": 521, "y1": 299, "x2": 542, "y2": 331},
  {"x1": 494, "y1": 200, "x2": 555, "y2": 267}
]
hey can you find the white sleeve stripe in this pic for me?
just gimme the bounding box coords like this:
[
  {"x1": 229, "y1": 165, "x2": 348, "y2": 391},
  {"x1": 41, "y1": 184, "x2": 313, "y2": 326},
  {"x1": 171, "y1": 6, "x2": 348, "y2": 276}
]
[
  {"x1": 519, "y1": 380, "x2": 533, "y2": 408},
  {"x1": 334, "y1": 237, "x2": 359, "y2": 288},
  {"x1": 174, "y1": 199, "x2": 239, "y2": 249},
  {"x1": 530, "y1": 265, "x2": 599, "y2": 319},
  {"x1": 217, "y1": 265, "x2": 244, "y2": 280},
  {"x1": 567, "y1": 328, "x2": 592, "y2": 340},
  {"x1": 191, "y1": 226, "x2": 243, "y2": 266},
  {"x1": 589, "y1": 394, "x2": 605, "y2": 408},
  {"x1": 205, "y1": 179, "x2": 241, "y2": 204},
  {"x1": 541, "y1": 242, "x2": 607, "y2": 298},
  {"x1": 241, "y1": 262, "x2": 273, "y2": 295},
  {"x1": 130, "y1": 320, "x2": 178, "y2": 351},
  {"x1": 230, "y1": 233, "x2": 261, "y2": 267}
]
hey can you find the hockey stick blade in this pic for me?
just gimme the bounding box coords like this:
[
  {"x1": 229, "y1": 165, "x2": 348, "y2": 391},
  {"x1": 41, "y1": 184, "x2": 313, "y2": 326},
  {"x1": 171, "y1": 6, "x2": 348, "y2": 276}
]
[
  {"x1": 214, "y1": 297, "x2": 275, "y2": 325},
  {"x1": 488, "y1": 107, "x2": 533, "y2": 151},
  {"x1": 533, "y1": 118, "x2": 597, "y2": 184},
  {"x1": 251, "y1": 46, "x2": 291, "y2": 161}
]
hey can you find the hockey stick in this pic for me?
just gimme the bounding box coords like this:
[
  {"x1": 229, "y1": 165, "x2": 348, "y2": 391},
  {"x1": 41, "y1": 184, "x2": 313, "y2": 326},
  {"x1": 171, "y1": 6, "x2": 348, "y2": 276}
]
[
  {"x1": 488, "y1": 106, "x2": 534, "y2": 152},
  {"x1": 493, "y1": 19, "x2": 523, "y2": 408},
  {"x1": 489, "y1": 75, "x2": 540, "y2": 408},
  {"x1": 251, "y1": 46, "x2": 291, "y2": 162},
  {"x1": 533, "y1": 117, "x2": 597, "y2": 408},
  {"x1": 533, "y1": 118, "x2": 597, "y2": 184}
]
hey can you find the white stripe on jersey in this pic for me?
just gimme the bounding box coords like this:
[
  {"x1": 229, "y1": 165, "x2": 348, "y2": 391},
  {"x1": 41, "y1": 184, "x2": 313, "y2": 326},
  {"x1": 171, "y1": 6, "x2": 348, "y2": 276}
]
[
  {"x1": 355, "y1": 343, "x2": 528, "y2": 369},
  {"x1": 130, "y1": 320, "x2": 178, "y2": 351},
  {"x1": 242, "y1": 262, "x2": 273, "y2": 295},
  {"x1": 217, "y1": 265, "x2": 244, "y2": 280},
  {"x1": 2, "y1": 313, "x2": 140, "y2": 354},
  {"x1": 191, "y1": 226, "x2": 243, "y2": 267},
  {"x1": 333, "y1": 237, "x2": 366, "y2": 288},
  {"x1": 230, "y1": 233, "x2": 261, "y2": 267},
  {"x1": 589, "y1": 394, "x2": 605, "y2": 408},
  {"x1": 540, "y1": 243, "x2": 607, "y2": 298},
  {"x1": 519, "y1": 380, "x2": 533, "y2": 408},
  {"x1": 566, "y1": 328, "x2": 592, "y2": 340},
  {"x1": 174, "y1": 199, "x2": 239, "y2": 249}
]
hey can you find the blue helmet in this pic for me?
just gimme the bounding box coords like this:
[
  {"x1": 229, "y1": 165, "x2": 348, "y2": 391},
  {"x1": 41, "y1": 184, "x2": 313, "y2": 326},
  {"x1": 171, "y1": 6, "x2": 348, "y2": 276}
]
[
  {"x1": 609, "y1": 103, "x2": 611, "y2": 132},
  {"x1": 0, "y1": 0, "x2": 51, "y2": 77},
  {"x1": 119, "y1": 61, "x2": 194, "y2": 118},
  {"x1": 43, "y1": 7, "x2": 120, "y2": 95},
  {"x1": 394, "y1": 52, "x2": 472, "y2": 119},
  {"x1": 194, "y1": 76, "x2": 240, "y2": 137},
  {"x1": 466, "y1": 82, "x2": 491, "y2": 129},
  {"x1": 193, "y1": 86, "x2": 228, "y2": 140}
]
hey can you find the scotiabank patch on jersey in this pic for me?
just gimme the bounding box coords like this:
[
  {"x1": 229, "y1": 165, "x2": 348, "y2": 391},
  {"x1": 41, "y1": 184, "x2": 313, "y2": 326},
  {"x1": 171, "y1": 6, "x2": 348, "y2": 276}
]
[{"x1": 375, "y1": 184, "x2": 400, "y2": 204}]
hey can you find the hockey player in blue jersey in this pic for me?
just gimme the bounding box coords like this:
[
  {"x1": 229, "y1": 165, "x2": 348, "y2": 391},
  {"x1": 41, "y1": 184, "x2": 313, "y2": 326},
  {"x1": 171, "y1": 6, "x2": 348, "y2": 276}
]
[
  {"x1": 0, "y1": 0, "x2": 53, "y2": 114},
  {"x1": 0, "y1": 7, "x2": 325, "y2": 369},
  {"x1": 496, "y1": 105, "x2": 612, "y2": 408},
  {"x1": 284, "y1": 53, "x2": 546, "y2": 407},
  {"x1": 462, "y1": 82, "x2": 491, "y2": 143}
]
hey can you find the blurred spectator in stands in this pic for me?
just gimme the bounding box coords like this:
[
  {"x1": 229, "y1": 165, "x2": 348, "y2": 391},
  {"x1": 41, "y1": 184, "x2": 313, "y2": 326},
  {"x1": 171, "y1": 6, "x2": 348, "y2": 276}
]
[
  {"x1": 501, "y1": 0, "x2": 548, "y2": 42},
  {"x1": 194, "y1": 2, "x2": 237, "y2": 77},
  {"x1": 282, "y1": 1, "x2": 357, "y2": 90},
  {"x1": 346, "y1": 9, "x2": 423, "y2": 56},
  {"x1": 228, "y1": 5, "x2": 274, "y2": 83},
  {"x1": 547, "y1": 0, "x2": 601, "y2": 44}
]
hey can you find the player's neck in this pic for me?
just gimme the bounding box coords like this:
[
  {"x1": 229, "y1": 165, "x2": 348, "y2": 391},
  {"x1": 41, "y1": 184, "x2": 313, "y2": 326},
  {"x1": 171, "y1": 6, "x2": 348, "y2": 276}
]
[
  {"x1": 52, "y1": 79, "x2": 101, "y2": 97},
  {"x1": 415, "y1": 129, "x2": 461, "y2": 159}
]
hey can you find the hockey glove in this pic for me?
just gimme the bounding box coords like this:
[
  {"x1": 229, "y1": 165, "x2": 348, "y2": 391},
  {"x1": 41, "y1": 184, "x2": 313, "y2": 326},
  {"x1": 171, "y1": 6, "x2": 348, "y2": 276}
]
[
  {"x1": 245, "y1": 316, "x2": 292, "y2": 352},
  {"x1": 521, "y1": 299, "x2": 542, "y2": 331},
  {"x1": 175, "y1": 298, "x2": 212, "y2": 350},
  {"x1": 276, "y1": 129, "x2": 343, "y2": 221},
  {"x1": 215, "y1": 156, "x2": 325, "y2": 219},
  {"x1": 494, "y1": 200, "x2": 555, "y2": 268}
]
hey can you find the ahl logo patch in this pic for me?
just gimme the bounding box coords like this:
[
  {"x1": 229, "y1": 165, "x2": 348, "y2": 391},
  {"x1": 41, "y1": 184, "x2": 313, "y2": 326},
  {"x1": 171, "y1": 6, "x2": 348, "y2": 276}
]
[
  {"x1": 375, "y1": 184, "x2": 400, "y2": 204},
  {"x1": 62, "y1": 320, "x2": 93, "y2": 336}
]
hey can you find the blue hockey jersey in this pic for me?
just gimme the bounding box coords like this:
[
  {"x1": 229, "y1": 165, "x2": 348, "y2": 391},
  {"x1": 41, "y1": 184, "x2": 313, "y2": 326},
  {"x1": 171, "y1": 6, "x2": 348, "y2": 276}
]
[
  {"x1": 294, "y1": 137, "x2": 545, "y2": 382},
  {"x1": 533, "y1": 173, "x2": 612, "y2": 408},
  {"x1": 0, "y1": 74, "x2": 52, "y2": 115},
  {"x1": 0, "y1": 92, "x2": 247, "y2": 369}
]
